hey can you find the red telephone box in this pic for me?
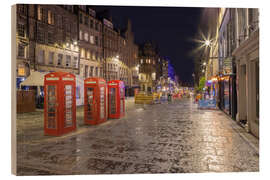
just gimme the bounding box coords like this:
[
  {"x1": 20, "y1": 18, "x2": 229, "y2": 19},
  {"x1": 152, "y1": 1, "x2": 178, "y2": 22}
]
[
  {"x1": 84, "y1": 77, "x2": 107, "y2": 125},
  {"x1": 108, "y1": 80, "x2": 125, "y2": 119},
  {"x1": 44, "y1": 72, "x2": 76, "y2": 136}
]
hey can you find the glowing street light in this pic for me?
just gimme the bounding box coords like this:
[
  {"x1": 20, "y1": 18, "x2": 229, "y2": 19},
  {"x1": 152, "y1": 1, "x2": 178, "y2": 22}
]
[
  {"x1": 203, "y1": 62, "x2": 206, "y2": 66},
  {"x1": 202, "y1": 69, "x2": 205, "y2": 73},
  {"x1": 205, "y1": 40, "x2": 211, "y2": 47}
]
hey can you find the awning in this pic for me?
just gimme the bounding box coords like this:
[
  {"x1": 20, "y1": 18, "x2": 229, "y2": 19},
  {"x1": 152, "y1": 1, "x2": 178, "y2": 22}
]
[{"x1": 20, "y1": 71, "x2": 47, "y2": 87}]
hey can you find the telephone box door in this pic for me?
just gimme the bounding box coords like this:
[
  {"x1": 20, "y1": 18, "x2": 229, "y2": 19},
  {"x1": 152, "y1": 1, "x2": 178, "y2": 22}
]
[
  {"x1": 85, "y1": 87, "x2": 96, "y2": 124},
  {"x1": 120, "y1": 86, "x2": 125, "y2": 115},
  {"x1": 109, "y1": 87, "x2": 117, "y2": 116},
  {"x1": 45, "y1": 83, "x2": 58, "y2": 135}
]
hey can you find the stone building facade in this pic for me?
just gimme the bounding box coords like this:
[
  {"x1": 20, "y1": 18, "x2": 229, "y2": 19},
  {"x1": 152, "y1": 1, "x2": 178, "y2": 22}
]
[
  {"x1": 15, "y1": 4, "x2": 139, "y2": 96},
  {"x1": 138, "y1": 42, "x2": 158, "y2": 93},
  {"x1": 76, "y1": 6, "x2": 103, "y2": 78},
  {"x1": 16, "y1": 4, "x2": 30, "y2": 83},
  {"x1": 232, "y1": 8, "x2": 259, "y2": 137},
  {"x1": 27, "y1": 5, "x2": 79, "y2": 75}
]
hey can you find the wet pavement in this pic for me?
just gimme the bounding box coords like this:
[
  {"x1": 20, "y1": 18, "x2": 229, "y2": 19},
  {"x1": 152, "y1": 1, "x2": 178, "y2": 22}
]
[{"x1": 16, "y1": 98, "x2": 259, "y2": 175}]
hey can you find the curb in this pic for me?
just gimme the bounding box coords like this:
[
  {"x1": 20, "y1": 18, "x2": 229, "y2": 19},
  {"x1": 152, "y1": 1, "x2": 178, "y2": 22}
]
[{"x1": 221, "y1": 110, "x2": 259, "y2": 155}]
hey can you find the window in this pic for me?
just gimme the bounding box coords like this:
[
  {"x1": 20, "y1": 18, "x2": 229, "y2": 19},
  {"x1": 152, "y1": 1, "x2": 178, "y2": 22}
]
[
  {"x1": 84, "y1": 32, "x2": 88, "y2": 41},
  {"x1": 73, "y1": 57, "x2": 78, "y2": 68},
  {"x1": 18, "y1": 5, "x2": 26, "y2": 14},
  {"x1": 17, "y1": 23, "x2": 25, "y2": 37},
  {"x1": 95, "y1": 36, "x2": 98, "y2": 46},
  {"x1": 38, "y1": 50, "x2": 45, "y2": 64},
  {"x1": 86, "y1": 50, "x2": 90, "y2": 59},
  {"x1": 80, "y1": 48, "x2": 85, "y2": 58},
  {"x1": 57, "y1": 54, "x2": 63, "y2": 66},
  {"x1": 95, "y1": 67, "x2": 98, "y2": 76},
  {"x1": 90, "y1": 19, "x2": 93, "y2": 28},
  {"x1": 79, "y1": 13, "x2": 83, "y2": 24},
  {"x1": 90, "y1": 35, "x2": 94, "y2": 44},
  {"x1": 37, "y1": 28, "x2": 44, "y2": 43},
  {"x1": 66, "y1": 22, "x2": 71, "y2": 32},
  {"x1": 48, "y1": 32, "x2": 54, "y2": 44},
  {"x1": 18, "y1": 44, "x2": 25, "y2": 58},
  {"x1": 100, "y1": 68, "x2": 103, "y2": 77},
  {"x1": 95, "y1": 52, "x2": 98, "y2": 61},
  {"x1": 48, "y1": 10, "x2": 54, "y2": 25},
  {"x1": 85, "y1": 65, "x2": 88, "y2": 78},
  {"x1": 38, "y1": 5, "x2": 42, "y2": 21},
  {"x1": 57, "y1": 15, "x2": 62, "y2": 28},
  {"x1": 79, "y1": 30, "x2": 83, "y2": 40},
  {"x1": 92, "y1": 51, "x2": 96, "y2": 60},
  {"x1": 90, "y1": 66, "x2": 94, "y2": 77},
  {"x1": 18, "y1": 67, "x2": 25, "y2": 76},
  {"x1": 84, "y1": 16, "x2": 88, "y2": 25},
  {"x1": 48, "y1": 52, "x2": 54, "y2": 65},
  {"x1": 66, "y1": 55, "x2": 71, "y2": 67},
  {"x1": 95, "y1": 23, "x2": 99, "y2": 31}
]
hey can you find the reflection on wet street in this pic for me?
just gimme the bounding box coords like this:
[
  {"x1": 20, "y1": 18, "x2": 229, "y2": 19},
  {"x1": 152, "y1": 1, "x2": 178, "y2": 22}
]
[{"x1": 16, "y1": 98, "x2": 259, "y2": 175}]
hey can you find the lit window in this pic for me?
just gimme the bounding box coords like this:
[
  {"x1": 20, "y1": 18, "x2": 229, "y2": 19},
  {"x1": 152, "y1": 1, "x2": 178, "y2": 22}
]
[
  {"x1": 86, "y1": 51, "x2": 90, "y2": 59},
  {"x1": 48, "y1": 10, "x2": 52, "y2": 24},
  {"x1": 80, "y1": 48, "x2": 85, "y2": 58},
  {"x1": 73, "y1": 57, "x2": 78, "y2": 68},
  {"x1": 90, "y1": 35, "x2": 94, "y2": 44},
  {"x1": 38, "y1": 5, "x2": 42, "y2": 21},
  {"x1": 92, "y1": 51, "x2": 96, "y2": 60},
  {"x1": 84, "y1": 32, "x2": 88, "y2": 41},
  {"x1": 79, "y1": 30, "x2": 83, "y2": 40},
  {"x1": 18, "y1": 67, "x2": 25, "y2": 76}
]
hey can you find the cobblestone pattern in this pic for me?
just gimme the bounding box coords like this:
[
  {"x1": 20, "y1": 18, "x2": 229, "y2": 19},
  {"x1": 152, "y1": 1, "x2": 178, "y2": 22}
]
[{"x1": 16, "y1": 98, "x2": 259, "y2": 175}]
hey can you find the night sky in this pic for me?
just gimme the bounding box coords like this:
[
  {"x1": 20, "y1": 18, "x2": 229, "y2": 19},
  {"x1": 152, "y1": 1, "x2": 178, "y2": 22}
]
[{"x1": 95, "y1": 6, "x2": 203, "y2": 84}]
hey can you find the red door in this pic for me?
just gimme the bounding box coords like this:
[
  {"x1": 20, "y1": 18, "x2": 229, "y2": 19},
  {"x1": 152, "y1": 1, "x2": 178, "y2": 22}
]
[{"x1": 109, "y1": 86, "x2": 117, "y2": 116}]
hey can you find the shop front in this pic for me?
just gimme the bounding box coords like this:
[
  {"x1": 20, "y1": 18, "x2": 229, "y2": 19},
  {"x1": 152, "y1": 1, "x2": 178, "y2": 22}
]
[{"x1": 218, "y1": 74, "x2": 237, "y2": 119}]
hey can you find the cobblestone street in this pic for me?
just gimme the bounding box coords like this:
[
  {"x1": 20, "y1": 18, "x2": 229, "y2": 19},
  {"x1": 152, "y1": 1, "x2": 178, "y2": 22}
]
[{"x1": 16, "y1": 98, "x2": 259, "y2": 175}]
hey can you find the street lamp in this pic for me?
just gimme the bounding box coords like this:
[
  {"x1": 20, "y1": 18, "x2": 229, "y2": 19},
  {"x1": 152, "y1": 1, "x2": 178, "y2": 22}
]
[
  {"x1": 203, "y1": 62, "x2": 206, "y2": 66},
  {"x1": 204, "y1": 40, "x2": 211, "y2": 47}
]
